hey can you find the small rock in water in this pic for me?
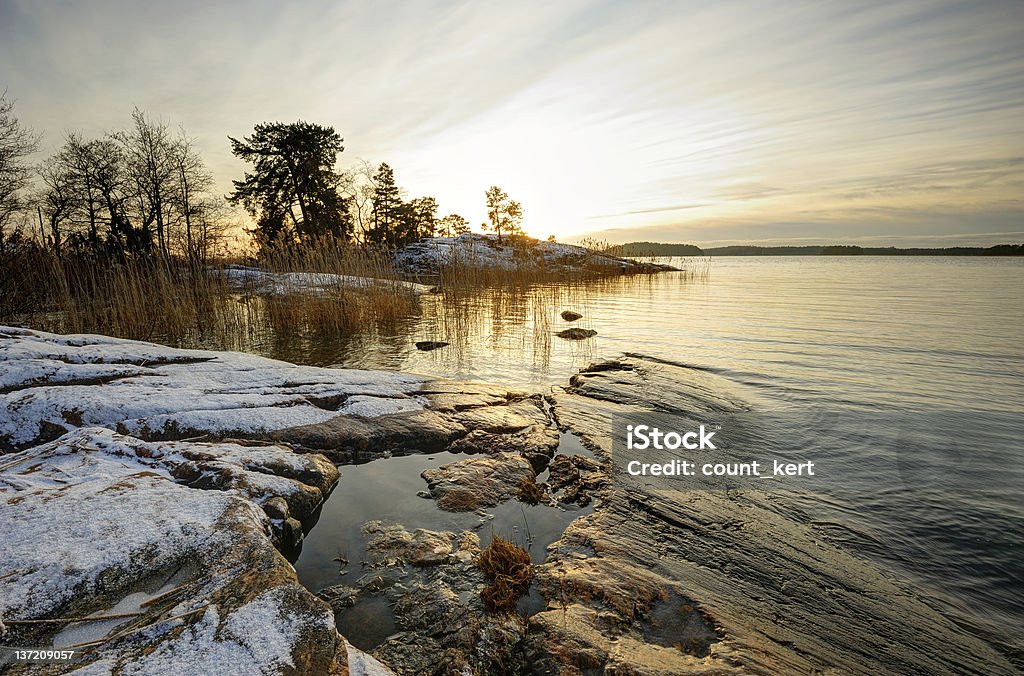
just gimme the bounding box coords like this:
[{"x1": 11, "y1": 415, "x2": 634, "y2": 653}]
[
  {"x1": 416, "y1": 340, "x2": 449, "y2": 351},
  {"x1": 560, "y1": 310, "x2": 583, "y2": 322},
  {"x1": 556, "y1": 328, "x2": 597, "y2": 340}
]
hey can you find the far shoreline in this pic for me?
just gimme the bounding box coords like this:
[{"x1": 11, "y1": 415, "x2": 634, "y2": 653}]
[{"x1": 616, "y1": 242, "x2": 1024, "y2": 257}]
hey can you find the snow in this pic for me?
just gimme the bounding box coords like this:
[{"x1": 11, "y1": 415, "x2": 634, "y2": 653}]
[
  {"x1": 0, "y1": 326, "x2": 427, "y2": 447},
  {"x1": 337, "y1": 394, "x2": 426, "y2": 417},
  {"x1": 115, "y1": 588, "x2": 324, "y2": 676},
  {"x1": 221, "y1": 266, "x2": 435, "y2": 295},
  {"x1": 118, "y1": 595, "x2": 300, "y2": 676},
  {"x1": 395, "y1": 232, "x2": 643, "y2": 273},
  {"x1": 0, "y1": 425, "x2": 345, "y2": 673},
  {"x1": 346, "y1": 640, "x2": 396, "y2": 676},
  {"x1": 0, "y1": 432, "x2": 257, "y2": 622}
]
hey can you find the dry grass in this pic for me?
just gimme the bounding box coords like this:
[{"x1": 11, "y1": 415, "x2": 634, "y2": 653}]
[
  {"x1": 516, "y1": 479, "x2": 544, "y2": 505},
  {"x1": 476, "y1": 535, "x2": 534, "y2": 613},
  {"x1": 18, "y1": 236, "x2": 420, "y2": 346},
  {"x1": 437, "y1": 489, "x2": 481, "y2": 512}
]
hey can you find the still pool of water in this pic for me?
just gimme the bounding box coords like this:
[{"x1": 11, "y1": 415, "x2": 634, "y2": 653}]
[
  {"x1": 293, "y1": 433, "x2": 595, "y2": 650},
  {"x1": 244, "y1": 256, "x2": 1022, "y2": 662}
]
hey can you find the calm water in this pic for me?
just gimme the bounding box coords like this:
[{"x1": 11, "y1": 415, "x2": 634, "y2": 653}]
[{"x1": 249, "y1": 256, "x2": 1023, "y2": 662}]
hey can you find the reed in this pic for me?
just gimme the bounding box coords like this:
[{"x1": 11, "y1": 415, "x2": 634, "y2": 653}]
[{"x1": 18, "y1": 237, "x2": 420, "y2": 347}]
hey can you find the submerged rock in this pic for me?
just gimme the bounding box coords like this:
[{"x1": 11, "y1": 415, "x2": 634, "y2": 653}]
[
  {"x1": 363, "y1": 521, "x2": 456, "y2": 567},
  {"x1": 329, "y1": 521, "x2": 530, "y2": 675},
  {"x1": 414, "y1": 340, "x2": 449, "y2": 351},
  {"x1": 556, "y1": 328, "x2": 597, "y2": 340},
  {"x1": 421, "y1": 453, "x2": 536, "y2": 511},
  {"x1": 546, "y1": 453, "x2": 605, "y2": 506},
  {"x1": 560, "y1": 310, "x2": 583, "y2": 321}
]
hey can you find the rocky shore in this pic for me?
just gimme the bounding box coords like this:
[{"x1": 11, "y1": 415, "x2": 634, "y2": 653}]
[
  {"x1": 1, "y1": 327, "x2": 1014, "y2": 674},
  {"x1": 395, "y1": 233, "x2": 678, "y2": 276}
]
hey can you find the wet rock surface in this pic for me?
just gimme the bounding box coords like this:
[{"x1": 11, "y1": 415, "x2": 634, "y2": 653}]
[
  {"x1": 4, "y1": 328, "x2": 1009, "y2": 674},
  {"x1": 556, "y1": 328, "x2": 597, "y2": 340},
  {"x1": 560, "y1": 310, "x2": 583, "y2": 322},
  {"x1": 530, "y1": 355, "x2": 1016, "y2": 675},
  {"x1": 421, "y1": 452, "x2": 537, "y2": 511},
  {"x1": 320, "y1": 522, "x2": 531, "y2": 675}
]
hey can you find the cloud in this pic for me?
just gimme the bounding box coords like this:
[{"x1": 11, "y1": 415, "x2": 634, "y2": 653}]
[{"x1": 2, "y1": 0, "x2": 1022, "y2": 243}]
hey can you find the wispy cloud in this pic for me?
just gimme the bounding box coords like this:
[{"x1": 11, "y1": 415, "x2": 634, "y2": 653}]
[{"x1": 2, "y1": 0, "x2": 1022, "y2": 244}]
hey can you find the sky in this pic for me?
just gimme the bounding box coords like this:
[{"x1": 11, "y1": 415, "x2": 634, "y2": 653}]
[{"x1": 1, "y1": 0, "x2": 1022, "y2": 246}]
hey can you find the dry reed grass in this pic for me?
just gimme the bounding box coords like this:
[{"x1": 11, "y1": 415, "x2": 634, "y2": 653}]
[{"x1": 21, "y1": 237, "x2": 420, "y2": 346}]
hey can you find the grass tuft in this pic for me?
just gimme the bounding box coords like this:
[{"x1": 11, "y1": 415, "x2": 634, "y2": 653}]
[
  {"x1": 516, "y1": 479, "x2": 544, "y2": 505},
  {"x1": 476, "y1": 535, "x2": 533, "y2": 613}
]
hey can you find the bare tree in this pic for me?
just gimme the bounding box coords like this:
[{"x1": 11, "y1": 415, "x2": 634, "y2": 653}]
[
  {"x1": 115, "y1": 109, "x2": 179, "y2": 257},
  {"x1": 172, "y1": 130, "x2": 217, "y2": 264},
  {"x1": 38, "y1": 156, "x2": 75, "y2": 256},
  {"x1": 338, "y1": 159, "x2": 378, "y2": 242},
  {"x1": 0, "y1": 91, "x2": 40, "y2": 244}
]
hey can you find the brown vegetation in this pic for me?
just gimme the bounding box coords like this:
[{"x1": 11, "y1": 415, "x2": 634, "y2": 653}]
[
  {"x1": 2, "y1": 236, "x2": 418, "y2": 346},
  {"x1": 476, "y1": 535, "x2": 534, "y2": 613},
  {"x1": 516, "y1": 479, "x2": 545, "y2": 505}
]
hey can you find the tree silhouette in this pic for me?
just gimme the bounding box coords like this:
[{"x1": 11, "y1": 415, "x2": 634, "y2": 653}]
[
  {"x1": 366, "y1": 162, "x2": 401, "y2": 246},
  {"x1": 484, "y1": 186, "x2": 523, "y2": 240},
  {"x1": 0, "y1": 92, "x2": 39, "y2": 243},
  {"x1": 228, "y1": 121, "x2": 352, "y2": 246},
  {"x1": 437, "y1": 213, "x2": 469, "y2": 237}
]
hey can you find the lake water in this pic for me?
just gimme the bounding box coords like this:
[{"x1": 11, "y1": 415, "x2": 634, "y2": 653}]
[{"x1": 256, "y1": 256, "x2": 1023, "y2": 663}]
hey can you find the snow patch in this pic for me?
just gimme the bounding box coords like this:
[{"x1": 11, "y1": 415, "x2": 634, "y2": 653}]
[{"x1": 0, "y1": 327, "x2": 427, "y2": 446}]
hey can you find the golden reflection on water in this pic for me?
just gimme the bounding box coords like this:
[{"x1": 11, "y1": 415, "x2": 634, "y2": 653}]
[{"x1": 177, "y1": 256, "x2": 1024, "y2": 411}]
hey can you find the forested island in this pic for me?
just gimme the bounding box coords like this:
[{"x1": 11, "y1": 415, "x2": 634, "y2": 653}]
[{"x1": 615, "y1": 242, "x2": 1024, "y2": 256}]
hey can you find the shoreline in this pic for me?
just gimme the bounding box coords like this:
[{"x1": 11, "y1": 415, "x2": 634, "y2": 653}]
[{"x1": 0, "y1": 327, "x2": 1015, "y2": 674}]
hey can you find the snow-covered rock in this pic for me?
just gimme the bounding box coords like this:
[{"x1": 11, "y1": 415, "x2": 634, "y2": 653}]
[
  {"x1": 0, "y1": 326, "x2": 427, "y2": 450},
  {"x1": 394, "y1": 233, "x2": 678, "y2": 276},
  {"x1": 0, "y1": 327, "x2": 562, "y2": 674},
  {"x1": 0, "y1": 427, "x2": 361, "y2": 674},
  {"x1": 221, "y1": 265, "x2": 435, "y2": 295}
]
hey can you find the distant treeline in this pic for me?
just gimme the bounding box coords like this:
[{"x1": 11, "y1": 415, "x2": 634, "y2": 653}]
[{"x1": 615, "y1": 242, "x2": 1024, "y2": 257}]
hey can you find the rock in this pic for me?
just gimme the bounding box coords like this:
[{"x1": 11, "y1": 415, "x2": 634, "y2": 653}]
[
  {"x1": 557, "y1": 328, "x2": 597, "y2": 340},
  {"x1": 317, "y1": 584, "x2": 360, "y2": 612},
  {"x1": 451, "y1": 396, "x2": 549, "y2": 434},
  {"x1": 363, "y1": 521, "x2": 456, "y2": 567},
  {"x1": 448, "y1": 422, "x2": 559, "y2": 473},
  {"x1": 560, "y1": 310, "x2": 583, "y2": 321},
  {"x1": 332, "y1": 519, "x2": 527, "y2": 675},
  {"x1": 0, "y1": 325, "x2": 428, "y2": 451},
  {"x1": 528, "y1": 355, "x2": 1017, "y2": 675},
  {"x1": 261, "y1": 495, "x2": 290, "y2": 520},
  {"x1": 546, "y1": 453, "x2": 605, "y2": 506},
  {"x1": 421, "y1": 453, "x2": 536, "y2": 511},
  {"x1": 414, "y1": 340, "x2": 449, "y2": 351},
  {"x1": 275, "y1": 409, "x2": 466, "y2": 463},
  {"x1": 0, "y1": 428, "x2": 350, "y2": 674},
  {"x1": 394, "y1": 233, "x2": 679, "y2": 277}
]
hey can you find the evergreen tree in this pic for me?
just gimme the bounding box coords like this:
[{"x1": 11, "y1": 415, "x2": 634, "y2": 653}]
[
  {"x1": 367, "y1": 163, "x2": 402, "y2": 246},
  {"x1": 228, "y1": 121, "x2": 352, "y2": 246}
]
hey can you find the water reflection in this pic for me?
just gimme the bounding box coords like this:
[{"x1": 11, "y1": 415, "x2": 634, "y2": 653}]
[{"x1": 177, "y1": 257, "x2": 1024, "y2": 663}]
